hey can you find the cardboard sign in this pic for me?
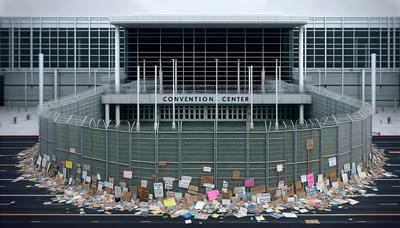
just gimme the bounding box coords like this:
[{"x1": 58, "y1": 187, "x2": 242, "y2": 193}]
[
  {"x1": 82, "y1": 163, "x2": 90, "y2": 171},
  {"x1": 158, "y1": 161, "x2": 167, "y2": 167},
  {"x1": 256, "y1": 193, "x2": 271, "y2": 204},
  {"x1": 154, "y1": 182, "x2": 164, "y2": 198},
  {"x1": 96, "y1": 173, "x2": 101, "y2": 180},
  {"x1": 65, "y1": 160, "x2": 72, "y2": 169},
  {"x1": 245, "y1": 178, "x2": 254, "y2": 187},
  {"x1": 307, "y1": 173, "x2": 314, "y2": 187},
  {"x1": 203, "y1": 166, "x2": 212, "y2": 173},
  {"x1": 123, "y1": 170, "x2": 133, "y2": 179},
  {"x1": 121, "y1": 191, "x2": 132, "y2": 201},
  {"x1": 301, "y1": 174, "x2": 307, "y2": 183},
  {"x1": 163, "y1": 198, "x2": 176, "y2": 207},
  {"x1": 69, "y1": 147, "x2": 76, "y2": 153},
  {"x1": 200, "y1": 176, "x2": 213, "y2": 185},
  {"x1": 104, "y1": 181, "x2": 114, "y2": 189},
  {"x1": 232, "y1": 171, "x2": 241, "y2": 180},
  {"x1": 207, "y1": 190, "x2": 219, "y2": 201},
  {"x1": 188, "y1": 185, "x2": 198, "y2": 195},
  {"x1": 306, "y1": 138, "x2": 314, "y2": 150},
  {"x1": 328, "y1": 157, "x2": 337, "y2": 167},
  {"x1": 327, "y1": 170, "x2": 337, "y2": 182},
  {"x1": 141, "y1": 180, "x2": 148, "y2": 188},
  {"x1": 341, "y1": 171, "x2": 349, "y2": 183},
  {"x1": 250, "y1": 185, "x2": 265, "y2": 195},
  {"x1": 138, "y1": 187, "x2": 149, "y2": 202}
]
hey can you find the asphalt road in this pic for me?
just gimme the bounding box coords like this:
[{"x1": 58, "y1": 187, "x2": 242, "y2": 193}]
[{"x1": 0, "y1": 135, "x2": 400, "y2": 228}]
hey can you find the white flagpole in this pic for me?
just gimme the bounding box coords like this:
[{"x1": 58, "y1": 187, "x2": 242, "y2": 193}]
[
  {"x1": 250, "y1": 65, "x2": 254, "y2": 129},
  {"x1": 154, "y1": 65, "x2": 158, "y2": 131},
  {"x1": 275, "y1": 59, "x2": 279, "y2": 130},
  {"x1": 136, "y1": 65, "x2": 141, "y2": 131},
  {"x1": 172, "y1": 59, "x2": 176, "y2": 130},
  {"x1": 215, "y1": 59, "x2": 219, "y2": 124}
]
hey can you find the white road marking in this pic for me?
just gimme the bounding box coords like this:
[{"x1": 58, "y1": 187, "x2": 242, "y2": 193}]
[
  {"x1": 0, "y1": 170, "x2": 7, "y2": 172},
  {"x1": 379, "y1": 203, "x2": 399, "y2": 206},
  {"x1": 389, "y1": 151, "x2": 400, "y2": 154},
  {"x1": 0, "y1": 186, "x2": 5, "y2": 188},
  {"x1": 375, "y1": 178, "x2": 400, "y2": 181},
  {"x1": 0, "y1": 155, "x2": 16, "y2": 157},
  {"x1": 0, "y1": 194, "x2": 60, "y2": 197},
  {"x1": 0, "y1": 179, "x2": 13, "y2": 181},
  {"x1": 362, "y1": 194, "x2": 400, "y2": 197},
  {"x1": 392, "y1": 186, "x2": 400, "y2": 188},
  {"x1": 387, "y1": 164, "x2": 400, "y2": 167}
]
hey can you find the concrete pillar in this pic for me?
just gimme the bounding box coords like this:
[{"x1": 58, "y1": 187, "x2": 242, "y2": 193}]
[
  {"x1": 114, "y1": 26, "x2": 120, "y2": 93},
  {"x1": 115, "y1": 104, "x2": 120, "y2": 123},
  {"x1": 114, "y1": 26, "x2": 120, "y2": 124},
  {"x1": 361, "y1": 69, "x2": 365, "y2": 105},
  {"x1": 54, "y1": 69, "x2": 58, "y2": 100},
  {"x1": 105, "y1": 104, "x2": 110, "y2": 123},
  {"x1": 371, "y1": 54, "x2": 376, "y2": 113},
  {"x1": 298, "y1": 25, "x2": 304, "y2": 124},
  {"x1": 39, "y1": 53, "x2": 44, "y2": 109},
  {"x1": 136, "y1": 66, "x2": 141, "y2": 131}
]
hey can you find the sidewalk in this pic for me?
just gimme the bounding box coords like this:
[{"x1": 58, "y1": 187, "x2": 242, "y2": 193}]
[{"x1": 0, "y1": 106, "x2": 39, "y2": 136}]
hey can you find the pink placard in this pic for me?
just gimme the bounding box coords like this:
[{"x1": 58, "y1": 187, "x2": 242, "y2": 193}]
[
  {"x1": 123, "y1": 170, "x2": 133, "y2": 179},
  {"x1": 307, "y1": 173, "x2": 314, "y2": 187},
  {"x1": 207, "y1": 190, "x2": 219, "y2": 201},
  {"x1": 244, "y1": 178, "x2": 254, "y2": 187}
]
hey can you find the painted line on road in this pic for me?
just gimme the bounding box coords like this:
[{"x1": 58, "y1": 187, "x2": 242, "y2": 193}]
[
  {"x1": 379, "y1": 203, "x2": 399, "y2": 206},
  {"x1": 375, "y1": 178, "x2": 400, "y2": 181},
  {"x1": 387, "y1": 164, "x2": 400, "y2": 167},
  {"x1": 392, "y1": 185, "x2": 400, "y2": 188},
  {"x1": 362, "y1": 194, "x2": 400, "y2": 197},
  {"x1": 0, "y1": 164, "x2": 17, "y2": 167},
  {"x1": 0, "y1": 179, "x2": 13, "y2": 181},
  {"x1": 0, "y1": 194, "x2": 60, "y2": 197},
  {"x1": 0, "y1": 170, "x2": 7, "y2": 172},
  {"x1": 389, "y1": 151, "x2": 400, "y2": 154},
  {"x1": 0, "y1": 185, "x2": 5, "y2": 188},
  {"x1": 0, "y1": 154, "x2": 17, "y2": 157}
]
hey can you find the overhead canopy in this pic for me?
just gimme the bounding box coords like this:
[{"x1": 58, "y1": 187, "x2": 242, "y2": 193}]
[{"x1": 110, "y1": 15, "x2": 307, "y2": 28}]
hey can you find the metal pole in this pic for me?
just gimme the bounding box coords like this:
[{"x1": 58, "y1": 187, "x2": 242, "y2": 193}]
[
  {"x1": 115, "y1": 26, "x2": 120, "y2": 93},
  {"x1": 250, "y1": 65, "x2": 254, "y2": 129},
  {"x1": 24, "y1": 71, "x2": 27, "y2": 110},
  {"x1": 216, "y1": 59, "x2": 219, "y2": 124},
  {"x1": 318, "y1": 69, "x2": 321, "y2": 90},
  {"x1": 361, "y1": 69, "x2": 365, "y2": 105},
  {"x1": 39, "y1": 53, "x2": 44, "y2": 110},
  {"x1": 261, "y1": 67, "x2": 265, "y2": 93},
  {"x1": 275, "y1": 59, "x2": 279, "y2": 130},
  {"x1": 371, "y1": 53, "x2": 376, "y2": 113},
  {"x1": 299, "y1": 25, "x2": 304, "y2": 124},
  {"x1": 237, "y1": 59, "x2": 240, "y2": 93},
  {"x1": 54, "y1": 69, "x2": 58, "y2": 100},
  {"x1": 172, "y1": 59, "x2": 176, "y2": 130},
  {"x1": 143, "y1": 59, "x2": 146, "y2": 92},
  {"x1": 154, "y1": 65, "x2": 158, "y2": 131},
  {"x1": 136, "y1": 66, "x2": 140, "y2": 131},
  {"x1": 94, "y1": 69, "x2": 97, "y2": 93}
]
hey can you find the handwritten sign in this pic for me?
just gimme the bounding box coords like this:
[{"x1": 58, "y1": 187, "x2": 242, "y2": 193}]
[
  {"x1": 203, "y1": 166, "x2": 212, "y2": 172},
  {"x1": 244, "y1": 178, "x2": 254, "y2": 187},
  {"x1": 65, "y1": 160, "x2": 72, "y2": 169},
  {"x1": 123, "y1": 170, "x2": 133, "y2": 179},
  {"x1": 276, "y1": 164, "x2": 283, "y2": 172},
  {"x1": 163, "y1": 198, "x2": 176, "y2": 207},
  {"x1": 154, "y1": 182, "x2": 164, "y2": 198},
  {"x1": 306, "y1": 138, "x2": 314, "y2": 150},
  {"x1": 307, "y1": 173, "x2": 314, "y2": 187},
  {"x1": 207, "y1": 190, "x2": 219, "y2": 201},
  {"x1": 232, "y1": 170, "x2": 240, "y2": 180},
  {"x1": 328, "y1": 157, "x2": 337, "y2": 167}
]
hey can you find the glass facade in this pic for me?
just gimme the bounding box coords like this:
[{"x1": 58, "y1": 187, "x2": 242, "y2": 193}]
[{"x1": 0, "y1": 17, "x2": 399, "y2": 72}]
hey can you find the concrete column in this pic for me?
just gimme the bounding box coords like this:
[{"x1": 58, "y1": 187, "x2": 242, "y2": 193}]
[
  {"x1": 371, "y1": 54, "x2": 376, "y2": 113},
  {"x1": 105, "y1": 104, "x2": 110, "y2": 123},
  {"x1": 54, "y1": 69, "x2": 58, "y2": 100},
  {"x1": 115, "y1": 104, "x2": 120, "y2": 123},
  {"x1": 298, "y1": 25, "x2": 304, "y2": 124},
  {"x1": 39, "y1": 53, "x2": 44, "y2": 109},
  {"x1": 114, "y1": 26, "x2": 120, "y2": 93},
  {"x1": 261, "y1": 67, "x2": 265, "y2": 93},
  {"x1": 136, "y1": 66, "x2": 141, "y2": 131},
  {"x1": 115, "y1": 26, "x2": 120, "y2": 124},
  {"x1": 361, "y1": 69, "x2": 365, "y2": 105}
]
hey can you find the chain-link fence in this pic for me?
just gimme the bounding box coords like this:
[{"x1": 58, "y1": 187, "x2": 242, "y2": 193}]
[{"x1": 39, "y1": 84, "x2": 372, "y2": 191}]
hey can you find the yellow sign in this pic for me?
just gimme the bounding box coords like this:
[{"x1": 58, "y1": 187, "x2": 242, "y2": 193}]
[
  {"x1": 163, "y1": 198, "x2": 176, "y2": 207},
  {"x1": 65, "y1": 160, "x2": 72, "y2": 169}
]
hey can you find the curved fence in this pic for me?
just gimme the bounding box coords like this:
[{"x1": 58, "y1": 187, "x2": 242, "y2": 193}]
[{"x1": 39, "y1": 84, "x2": 372, "y2": 191}]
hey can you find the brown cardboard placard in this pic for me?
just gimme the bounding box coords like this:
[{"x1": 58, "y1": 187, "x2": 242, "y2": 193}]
[
  {"x1": 188, "y1": 185, "x2": 199, "y2": 195},
  {"x1": 200, "y1": 176, "x2": 213, "y2": 185},
  {"x1": 158, "y1": 161, "x2": 167, "y2": 167},
  {"x1": 306, "y1": 138, "x2": 314, "y2": 150},
  {"x1": 121, "y1": 191, "x2": 132, "y2": 201},
  {"x1": 222, "y1": 191, "x2": 233, "y2": 199},
  {"x1": 138, "y1": 186, "x2": 149, "y2": 202},
  {"x1": 232, "y1": 170, "x2": 241, "y2": 180},
  {"x1": 250, "y1": 185, "x2": 266, "y2": 195},
  {"x1": 287, "y1": 185, "x2": 295, "y2": 197}
]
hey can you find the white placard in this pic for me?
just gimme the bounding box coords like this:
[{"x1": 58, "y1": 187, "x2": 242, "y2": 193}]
[
  {"x1": 203, "y1": 166, "x2": 212, "y2": 172},
  {"x1": 203, "y1": 183, "x2": 215, "y2": 189},
  {"x1": 181, "y1": 176, "x2": 192, "y2": 182},
  {"x1": 82, "y1": 170, "x2": 87, "y2": 180},
  {"x1": 123, "y1": 170, "x2": 133, "y2": 179},
  {"x1": 97, "y1": 181, "x2": 104, "y2": 191},
  {"x1": 300, "y1": 175, "x2": 307, "y2": 183},
  {"x1": 85, "y1": 176, "x2": 91, "y2": 183},
  {"x1": 341, "y1": 171, "x2": 348, "y2": 183},
  {"x1": 104, "y1": 181, "x2": 114, "y2": 189},
  {"x1": 328, "y1": 157, "x2": 337, "y2": 167},
  {"x1": 174, "y1": 192, "x2": 182, "y2": 200},
  {"x1": 115, "y1": 186, "x2": 122, "y2": 198},
  {"x1": 178, "y1": 180, "x2": 190, "y2": 189},
  {"x1": 154, "y1": 182, "x2": 164, "y2": 198},
  {"x1": 96, "y1": 173, "x2": 101, "y2": 180},
  {"x1": 222, "y1": 199, "x2": 231, "y2": 206},
  {"x1": 69, "y1": 147, "x2": 76, "y2": 153},
  {"x1": 36, "y1": 156, "x2": 42, "y2": 166},
  {"x1": 223, "y1": 180, "x2": 229, "y2": 188},
  {"x1": 317, "y1": 174, "x2": 323, "y2": 183},
  {"x1": 141, "y1": 180, "x2": 148, "y2": 188},
  {"x1": 343, "y1": 163, "x2": 351, "y2": 172},
  {"x1": 277, "y1": 164, "x2": 283, "y2": 172}
]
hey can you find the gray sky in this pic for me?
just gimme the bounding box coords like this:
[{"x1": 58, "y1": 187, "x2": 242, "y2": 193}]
[{"x1": 0, "y1": 0, "x2": 399, "y2": 17}]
